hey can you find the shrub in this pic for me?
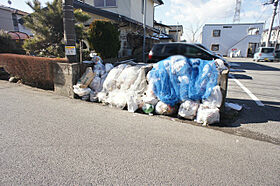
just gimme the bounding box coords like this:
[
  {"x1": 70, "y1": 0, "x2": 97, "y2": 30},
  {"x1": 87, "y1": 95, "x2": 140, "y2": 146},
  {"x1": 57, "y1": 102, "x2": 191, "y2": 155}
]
[
  {"x1": 0, "y1": 30, "x2": 25, "y2": 54},
  {"x1": 0, "y1": 54, "x2": 68, "y2": 89},
  {"x1": 88, "y1": 20, "x2": 120, "y2": 59}
]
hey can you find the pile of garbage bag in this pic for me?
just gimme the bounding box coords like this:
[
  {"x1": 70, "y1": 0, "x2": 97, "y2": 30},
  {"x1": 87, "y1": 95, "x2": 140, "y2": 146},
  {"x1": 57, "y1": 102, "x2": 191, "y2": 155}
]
[{"x1": 73, "y1": 55, "x2": 228, "y2": 125}]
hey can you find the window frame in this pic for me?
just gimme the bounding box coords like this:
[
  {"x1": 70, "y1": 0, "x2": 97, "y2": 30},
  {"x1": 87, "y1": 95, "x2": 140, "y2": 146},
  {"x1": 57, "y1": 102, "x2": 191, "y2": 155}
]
[
  {"x1": 94, "y1": 0, "x2": 117, "y2": 8},
  {"x1": 212, "y1": 29, "x2": 221, "y2": 37},
  {"x1": 211, "y1": 44, "x2": 220, "y2": 51}
]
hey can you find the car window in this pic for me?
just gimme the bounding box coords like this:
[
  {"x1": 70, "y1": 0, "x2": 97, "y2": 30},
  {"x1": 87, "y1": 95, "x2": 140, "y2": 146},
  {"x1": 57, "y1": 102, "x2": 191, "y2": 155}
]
[
  {"x1": 163, "y1": 45, "x2": 178, "y2": 55},
  {"x1": 183, "y1": 45, "x2": 213, "y2": 60},
  {"x1": 152, "y1": 44, "x2": 178, "y2": 56},
  {"x1": 261, "y1": 48, "x2": 274, "y2": 53},
  {"x1": 152, "y1": 45, "x2": 164, "y2": 54},
  {"x1": 185, "y1": 46, "x2": 203, "y2": 57}
]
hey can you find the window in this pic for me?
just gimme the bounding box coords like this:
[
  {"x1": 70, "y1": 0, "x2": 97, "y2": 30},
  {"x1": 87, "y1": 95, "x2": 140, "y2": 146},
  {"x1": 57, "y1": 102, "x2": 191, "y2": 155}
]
[
  {"x1": 211, "y1": 44, "x2": 219, "y2": 51},
  {"x1": 248, "y1": 28, "x2": 260, "y2": 35},
  {"x1": 94, "y1": 0, "x2": 116, "y2": 7},
  {"x1": 212, "y1": 30, "x2": 221, "y2": 37},
  {"x1": 261, "y1": 48, "x2": 274, "y2": 53},
  {"x1": 12, "y1": 13, "x2": 19, "y2": 31},
  {"x1": 223, "y1": 26, "x2": 232, "y2": 28}
]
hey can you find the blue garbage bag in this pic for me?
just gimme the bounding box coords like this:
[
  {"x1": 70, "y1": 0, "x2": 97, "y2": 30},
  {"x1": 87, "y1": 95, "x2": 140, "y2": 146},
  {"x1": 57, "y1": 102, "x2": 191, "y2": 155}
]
[{"x1": 148, "y1": 55, "x2": 218, "y2": 106}]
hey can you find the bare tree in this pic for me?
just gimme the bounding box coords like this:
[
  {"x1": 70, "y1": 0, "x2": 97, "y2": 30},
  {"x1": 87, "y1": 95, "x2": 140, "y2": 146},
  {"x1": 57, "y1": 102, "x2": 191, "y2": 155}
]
[{"x1": 185, "y1": 22, "x2": 204, "y2": 43}]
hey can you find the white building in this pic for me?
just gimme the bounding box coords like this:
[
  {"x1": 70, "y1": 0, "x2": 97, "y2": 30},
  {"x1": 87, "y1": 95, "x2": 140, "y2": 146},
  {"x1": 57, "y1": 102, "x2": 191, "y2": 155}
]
[
  {"x1": 80, "y1": 0, "x2": 163, "y2": 28},
  {"x1": 261, "y1": 26, "x2": 280, "y2": 49},
  {"x1": 202, "y1": 23, "x2": 264, "y2": 57}
]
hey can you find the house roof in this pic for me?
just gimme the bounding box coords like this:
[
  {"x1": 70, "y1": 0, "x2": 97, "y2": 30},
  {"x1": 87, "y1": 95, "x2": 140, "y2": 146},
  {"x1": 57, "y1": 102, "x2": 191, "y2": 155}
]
[
  {"x1": 204, "y1": 22, "x2": 264, "y2": 26},
  {"x1": 73, "y1": 0, "x2": 160, "y2": 33},
  {"x1": 154, "y1": 21, "x2": 171, "y2": 28},
  {"x1": 0, "y1": 5, "x2": 28, "y2": 16},
  {"x1": 169, "y1": 25, "x2": 183, "y2": 32}
]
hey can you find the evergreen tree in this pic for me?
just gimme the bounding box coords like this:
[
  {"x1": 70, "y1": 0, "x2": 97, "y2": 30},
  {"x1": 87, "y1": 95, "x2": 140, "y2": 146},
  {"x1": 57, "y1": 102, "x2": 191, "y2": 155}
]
[
  {"x1": 23, "y1": 0, "x2": 90, "y2": 57},
  {"x1": 88, "y1": 20, "x2": 120, "y2": 59}
]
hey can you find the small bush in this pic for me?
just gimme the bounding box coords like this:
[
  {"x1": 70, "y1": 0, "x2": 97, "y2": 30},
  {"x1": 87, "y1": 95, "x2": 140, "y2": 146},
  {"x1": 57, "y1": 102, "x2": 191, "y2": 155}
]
[
  {"x1": 88, "y1": 20, "x2": 120, "y2": 59},
  {"x1": 0, "y1": 30, "x2": 25, "y2": 54},
  {"x1": 0, "y1": 54, "x2": 68, "y2": 89}
]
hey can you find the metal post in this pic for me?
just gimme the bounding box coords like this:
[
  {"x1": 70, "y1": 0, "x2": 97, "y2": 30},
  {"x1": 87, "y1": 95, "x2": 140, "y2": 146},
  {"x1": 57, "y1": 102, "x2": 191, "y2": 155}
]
[
  {"x1": 142, "y1": 0, "x2": 147, "y2": 63},
  {"x1": 266, "y1": 0, "x2": 279, "y2": 47},
  {"x1": 63, "y1": 0, "x2": 77, "y2": 62}
]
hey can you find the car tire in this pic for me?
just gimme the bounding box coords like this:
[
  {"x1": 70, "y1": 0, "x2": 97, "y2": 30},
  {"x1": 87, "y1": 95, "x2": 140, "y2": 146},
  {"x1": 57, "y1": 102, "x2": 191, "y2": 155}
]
[{"x1": 256, "y1": 59, "x2": 260, "y2": 62}]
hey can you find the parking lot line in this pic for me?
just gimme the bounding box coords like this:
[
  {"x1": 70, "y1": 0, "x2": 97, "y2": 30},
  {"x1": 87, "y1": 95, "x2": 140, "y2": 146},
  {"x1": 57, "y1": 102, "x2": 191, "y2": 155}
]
[{"x1": 229, "y1": 74, "x2": 265, "y2": 107}]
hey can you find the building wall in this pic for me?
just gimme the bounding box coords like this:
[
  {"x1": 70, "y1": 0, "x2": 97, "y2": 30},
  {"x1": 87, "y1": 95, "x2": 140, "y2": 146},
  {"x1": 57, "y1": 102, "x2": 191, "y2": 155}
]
[
  {"x1": 202, "y1": 23, "x2": 263, "y2": 57},
  {"x1": 0, "y1": 8, "x2": 14, "y2": 31},
  {"x1": 84, "y1": 0, "x2": 154, "y2": 27},
  {"x1": 261, "y1": 29, "x2": 280, "y2": 48},
  {"x1": 130, "y1": 0, "x2": 154, "y2": 27}
]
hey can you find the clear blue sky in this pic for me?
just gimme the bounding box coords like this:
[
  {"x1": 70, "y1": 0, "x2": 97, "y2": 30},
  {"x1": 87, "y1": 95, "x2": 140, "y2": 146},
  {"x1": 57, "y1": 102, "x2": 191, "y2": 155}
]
[{"x1": 1, "y1": 0, "x2": 277, "y2": 41}]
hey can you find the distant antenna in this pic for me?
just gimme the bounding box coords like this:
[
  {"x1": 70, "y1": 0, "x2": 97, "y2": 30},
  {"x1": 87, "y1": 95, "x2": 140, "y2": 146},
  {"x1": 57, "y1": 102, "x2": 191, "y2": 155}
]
[{"x1": 233, "y1": 0, "x2": 241, "y2": 23}]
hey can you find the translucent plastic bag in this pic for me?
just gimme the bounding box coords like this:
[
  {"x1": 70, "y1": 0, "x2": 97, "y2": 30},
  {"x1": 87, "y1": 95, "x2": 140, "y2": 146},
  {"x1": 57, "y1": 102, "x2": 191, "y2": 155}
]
[
  {"x1": 105, "y1": 63, "x2": 114, "y2": 73},
  {"x1": 90, "y1": 90, "x2": 98, "y2": 102},
  {"x1": 103, "y1": 64, "x2": 128, "y2": 92},
  {"x1": 107, "y1": 90, "x2": 127, "y2": 109},
  {"x1": 116, "y1": 66, "x2": 140, "y2": 90},
  {"x1": 202, "y1": 86, "x2": 223, "y2": 108},
  {"x1": 196, "y1": 105, "x2": 220, "y2": 125},
  {"x1": 89, "y1": 76, "x2": 101, "y2": 92},
  {"x1": 126, "y1": 94, "x2": 138, "y2": 112},
  {"x1": 148, "y1": 56, "x2": 218, "y2": 106},
  {"x1": 73, "y1": 85, "x2": 91, "y2": 97},
  {"x1": 155, "y1": 101, "x2": 177, "y2": 116},
  {"x1": 178, "y1": 100, "x2": 200, "y2": 120}
]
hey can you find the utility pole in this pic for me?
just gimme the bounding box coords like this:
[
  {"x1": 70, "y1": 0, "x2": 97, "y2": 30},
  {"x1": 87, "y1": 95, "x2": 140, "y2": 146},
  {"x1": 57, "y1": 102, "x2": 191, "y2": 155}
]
[
  {"x1": 265, "y1": 0, "x2": 279, "y2": 47},
  {"x1": 142, "y1": 0, "x2": 147, "y2": 63},
  {"x1": 63, "y1": 0, "x2": 77, "y2": 62}
]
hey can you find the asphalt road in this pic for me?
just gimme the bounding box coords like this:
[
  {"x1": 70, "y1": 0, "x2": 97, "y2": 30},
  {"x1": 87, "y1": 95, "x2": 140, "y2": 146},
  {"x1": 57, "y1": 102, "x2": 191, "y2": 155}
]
[
  {"x1": 225, "y1": 58, "x2": 280, "y2": 142},
  {"x1": 0, "y1": 80, "x2": 279, "y2": 185}
]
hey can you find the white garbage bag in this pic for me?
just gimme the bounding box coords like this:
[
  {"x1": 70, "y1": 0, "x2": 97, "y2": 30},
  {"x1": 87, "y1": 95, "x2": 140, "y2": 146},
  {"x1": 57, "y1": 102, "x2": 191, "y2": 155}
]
[
  {"x1": 116, "y1": 66, "x2": 140, "y2": 90},
  {"x1": 97, "y1": 91, "x2": 107, "y2": 103},
  {"x1": 129, "y1": 66, "x2": 148, "y2": 94},
  {"x1": 178, "y1": 100, "x2": 200, "y2": 120},
  {"x1": 73, "y1": 85, "x2": 91, "y2": 97},
  {"x1": 215, "y1": 59, "x2": 228, "y2": 72},
  {"x1": 103, "y1": 64, "x2": 128, "y2": 92},
  {"x1": 155, "y1": 101, "x2": 177, "y2": 116},
  {"x1": 196, "y1": 105, "x2": 220, "y2": 125},
  {"x1": 107, "y1": 90, "x2": 127, "y2": 109},
  {"x1": 202, "y1": 86, "x2": 223, "y2": 108}
]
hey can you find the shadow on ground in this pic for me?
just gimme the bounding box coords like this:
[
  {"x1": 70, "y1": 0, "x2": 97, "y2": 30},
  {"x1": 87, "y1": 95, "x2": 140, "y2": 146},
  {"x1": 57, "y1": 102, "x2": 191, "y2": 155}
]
[
  {"x1": 231, "y1": 62, "x2": 280, "y2": 71},
  {"x1": 229, "y1": 73, "x2": 253, "y2": 80},
  {"x1": 220, "y1": 98, "x2": 280, "y2": 127}
]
